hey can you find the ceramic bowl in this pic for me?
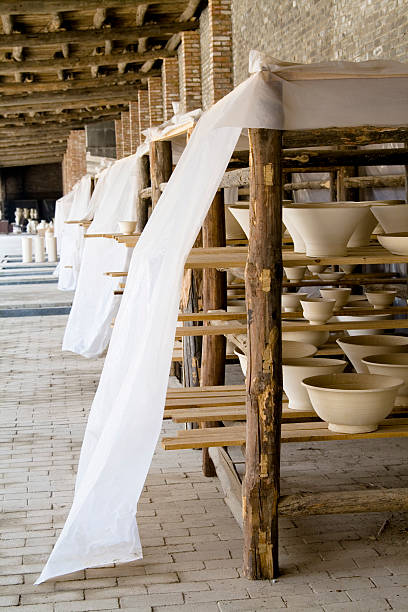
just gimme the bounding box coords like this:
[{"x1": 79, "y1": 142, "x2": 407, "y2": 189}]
[
  {"x1": 318, "y1": 272, "x2": 345, "y2": 282},
  {"x1": 300, "y1": 298, "x2": 336, "y2": 325},
  {"x1": 283, "y1": 204, "x2": 370, "y2": 257},
  {"x1": 281, "y1": 292, "x2": 307, "y2": 313},
  {"x1": 302, "y1": 373, "x2": 403, "y2": 433},
  {"x1": 337, "y1": 335, "x2": 408, "y2": 373},
  {"x1": 118, "y1": 221, "x2": 137, "y2": 234},
  {"x1": 320, "y1": 288, "x2": 351, "y2": 310},
  {"x1": 284, "y1": 266, "x2": 306, "y2": 283},
  {"x1": 282, "y1": 206, "x2": 306, "y2": 253},
  {"x1": 225, "y1": 204, "x2": 248, "y2": 240},
  {"x1": 283, "y1": 357, "x2": 347, "y2": 411},
  {"x1": 371, "y1": 203, "x2": 408, "y2": 233},
  {"x1": 282, "y1": 321, "x2": 330, "y2": 347},
  {"x1": 365, "y1": 290, "x2": 397, "y2": 310},
  {"x1": 235, "y1": 341, "x2": 317, "y2": 376},
  {"x1": 333, "y1": 313, "x2": 391, "y2": 336},
  {"x1": 227, "y1": 204, "x2": 250, "y2": 239},
  {"x1": 362, "y1": 353, "x2": 408, "y2": 395},
  {"x1": 347, "y1": 207, "x2": 378, "y2": 248},
  {"x1": 308, "y1": 265, "x2": 327, "y2": 275},
  {"x1": 340, "y1": 264, "x2": 356, "y2": 274},
  {"x1": 377, "y1": 233, "x2": 408, "y2": 256}
]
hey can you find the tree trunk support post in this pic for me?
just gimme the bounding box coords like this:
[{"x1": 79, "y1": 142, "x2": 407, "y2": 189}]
[
  {"x1": 243, "y1": 128, "x2": 283, "y2": 580},
  {"x1": 136, "y1": 153, "x2": 150, "y2": 232},
  {"x1": 149, "y1": 140, "x2": 172, "y2": 208},
  {"x1": 201, "y1": 190, "x2": 227, "y2": 477}
]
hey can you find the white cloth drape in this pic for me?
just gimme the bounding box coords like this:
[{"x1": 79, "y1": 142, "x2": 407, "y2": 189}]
[{"x1": 37, "y1": 54, "x2": 408, "y2": 583}]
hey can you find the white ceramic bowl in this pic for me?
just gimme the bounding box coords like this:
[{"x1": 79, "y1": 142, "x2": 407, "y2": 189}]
[
  {"x1": 118, "y1": 221, "x2": 137, "y2": 234},
  {"x1": 333, "y1": 313, "x2": 391, "y2": 336},
  {"x1": 235, "y1": 341, "x2": 317, "y2": 377},
  {"x1": 318, "y1": 272, "x2": 345, "y2": 282},
  {"x1": 281, "y1": 292, "x2": 307, "y2": 312},
  {"x1": 308, "y1": 265, "x2": 327, "y2": 275},
  {"x1": 365, "y1": 290, "x2": 397, "y2": 310},
  {"x1": 227, "y1": 204, "x2": 250, "y2": 239},
  {"x1": 378, "y1": 233, "x2": 408, "y2": 256},
  {"x1": 282, "y1": 206, "x2": 306, "y2": 253},
  {"x1": 371, "y1": 203, "x2": 408, "y2": 233},
  {"x1": 340, "y1": 264, "x2": 356, "y2": 274},
  {"x1": 225, "y1": 204, "x2": 248, "y2": 239},
  {"x1": 282, "y1": 321, "x2": 330, "y2": 347},
  {"x1": 302, "y1": 372, "x2": 403, "y2": 433},
  {"x1": 283, "y1": 357, "x2": 347, "y2": 411},
  {"x1": 300, "y1": 298, "x2": 336, "y2": 325},
  {"x1": 337, "y1": 335, "x2": 408, "y2": 373},
  {"x1": 284, "y1": 266, "x2": 306, "y2": 283},
  {"x1": 320, "y1": 288, "x2": 351, "y2": 310},
  {"x1": 362, "y1": 353, "x2": 408, "y2": 395}
]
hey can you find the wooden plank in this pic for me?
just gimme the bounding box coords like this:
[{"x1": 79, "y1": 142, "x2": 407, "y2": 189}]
[
  {"x1": 175, "y1": 324, "x2": 245, "y2": 337},
  {"x1": 165, "y1": 394, "x2": 245, "y2": 408}
]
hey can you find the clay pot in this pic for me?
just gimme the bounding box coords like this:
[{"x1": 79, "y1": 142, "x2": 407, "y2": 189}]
[
  {"x1": 362, "y1": 353, "x2": 408, "y2": 395},
  {"x1": 302, "y1": 372, "x2": 403, "y2": 433},
  {"x1": 377, "y1": 233, "x2": 408, "y2": 256},
  {"x1": 282, "y1": 321, "x2": 330, "y2": 347},
  {"x1": 340, "y1": 264, "x2": 356, "y2": 274},
  {"x1": 282, "y1": 206, "x2": 306, "y2": 253},
  {"x1": 333, "y1": 313, "x2": 391, "y2": 336},
  {"x1": 300, "y1": 298, "x2": 336, "y2": 325},
  {"x1": 347, "y1": 206, "x2": 377, "y2": 248},
  {"x1": 235, "y1": 341, "x2": 317, "y2": 377},
  {"x1": 282, "y1": 204, "x2": 370, "y2": 257},
  {"x1": 283, "y1": 357, "x2": 346, "y2": 411},
  {"x1": 337, "y1": 335, "x2": 408, "y2": 373},
  {"x1": 308, "y1": 265, "x2": 327, "y2": 275},
  {"x1": 226, "y1": 204, "x2": 248, "y2": 239},
  {"x1": 370, "y1": 202, "x2": 408, "y2": 233},
  {"x1": 118, "y1": 221, "x2": 137, "y2": 234},
  {"x1": 284, "y1": 266, "x2": 306, "y2": 283},
  {"x1": 365, "y1": 290, "x2": 397, "y2": 310},
  {"x1": 317, "y1": 271, "x2": 345, "y2": 282},
  {"x1": 281, "y1": 292, "x2": 307, "y2": 312},
  {"x1": 320, "y1": 288, "x2": 351, "y2": 310}
]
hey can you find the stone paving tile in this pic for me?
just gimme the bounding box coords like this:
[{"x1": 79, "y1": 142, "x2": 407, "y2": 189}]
[{"x1": 1, "y1": 267, "x2": 408, "y2": 610}]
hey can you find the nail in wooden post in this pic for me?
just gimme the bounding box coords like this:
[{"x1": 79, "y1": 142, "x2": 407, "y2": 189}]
[
  {"x1": 201, "y1": 190, "x2": 227, "y2": 477},
  {"x1": 243, "y1": 128, "x2": 283, "y2": 580},
  {"x1": 149, "y1": 140, "x2": 172, "y2": 208}
]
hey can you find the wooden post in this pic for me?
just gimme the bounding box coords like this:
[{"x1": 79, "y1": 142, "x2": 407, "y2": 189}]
[
  {"x1": 201, "y1": 190, "x2": 227, "y2": 476},
  {"x1": 329, "y1": 170, "x2": 337, "y2": 201},
  {"x1": 243, "y1": 128, "x2": 283, "y2": 580},
  {"x1": 149, "y1": 140, "x2": 172, "y2": 208},
  {"x1": 136, "y1": 154, "x2": 150, "y2": 232}
]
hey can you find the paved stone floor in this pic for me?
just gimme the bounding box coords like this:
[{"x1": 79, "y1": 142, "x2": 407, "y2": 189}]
[{"x1": 1, "y1": 245, "x2": 408, "y2": 610}]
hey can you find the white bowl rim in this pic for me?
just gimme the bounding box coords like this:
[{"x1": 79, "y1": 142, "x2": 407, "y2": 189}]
[
  {"x1": 283, "y1": 357, "x2": 347, "y2": 367},
  {"x1": 301, "y1": 372, "x2": 404, "y2": 392},
  {"x1": 337, "y1": 335, "x2": 408, "y2": 346},
  {"x1": 362, "y1": 353, "x2": 408, "y2": 366}
]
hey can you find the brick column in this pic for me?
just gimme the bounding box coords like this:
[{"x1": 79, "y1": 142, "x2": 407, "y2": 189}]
[
  {"x1": 115, "y1": 119, "x2": 123, "y2": 159},
  {"x1": 63, "y1": 130, "x2": 86, "y2": 192},
  {"x1": 179, "y1": 31, "x2": 202, "y2": 113},
  {"x1": 162, "y1": 57, "x2": 180, "y2": 120},
  {"x1": 148, "y1": 76, "x2": 163, "y2": 127},
  {"x1": 129, "y1": 101, "x2": 140, "y2": 153},
  {"x1": 121, "y1": 111, "x2": 131, "y2": 157},
  {"x1": 208, "y1": 0, "x2": 233, "y2": 104},
  {"x1": 138, "y1": 90, "x2": 150, "y2": 143}
]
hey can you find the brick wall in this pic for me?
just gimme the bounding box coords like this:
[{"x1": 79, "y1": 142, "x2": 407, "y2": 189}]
[
  {"x1": 178, "y1": 31, "x2": 202, "y2": 113},
  {"x1": 129, "y1": 101, "x2": 140, "y2": 153},
  {"x1": 138, "y1": 90, "x2": 150, "y2": 142},
  {"x1": 115, "y1": 119, "x2": 123, "y2": 160},
  {"x1": 121, "y1": 111, "x2": 131, "y2": 157},
  {"x1": 62, "y1": 130, "x2": 86, "y2": 193},
  {"x1": 148, "y1": 77, "x2": 164, "y2": 127},
  {"x1": 207, "y1": 0, "x2": 234, "y2": 105},
  {"x1": 162, "y1": 58, "x2": 180, "y2": 120},
  {"x1": 231, "y1": 0, "x2": 408, "y2": 86}
]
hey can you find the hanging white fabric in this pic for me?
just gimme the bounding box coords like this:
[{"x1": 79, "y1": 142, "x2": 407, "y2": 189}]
[
  {"x1": 62, "y1": 153, "x2": 141, "y2": 358},
  {"x1": 53, "y1": 190, "x2": 75, "y2": 280},
  {"x1": 67, "y1": 174, "x2": 93, "y2": 221},
  {"x1": 36, "y1": 54, "x2": 408, "y2": 583}
]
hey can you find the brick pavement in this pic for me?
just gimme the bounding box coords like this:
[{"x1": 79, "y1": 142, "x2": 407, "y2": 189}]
[{"x1": 1, "y1": 277, "x2": 408, "y2": 610}]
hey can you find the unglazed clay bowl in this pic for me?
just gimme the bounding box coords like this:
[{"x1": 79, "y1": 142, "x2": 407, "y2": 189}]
[
  {"x1": 225, "y1": 204, "x2": 248, "y2": 240},
  {"x1": 362, "y1": 353, "x2": 408, "y2": 396},
  {"x1": 282, "y1": 206, "x2": 306, "y2": 253},
  {"x1": 370, "y1": 203, "x2": 408, "y2": 233},
  {"x1": 320, "y1": 287, "x2": 351, "y2": 310},
  {"x1": 337, "y1": 335, "x2": 408, "y2": 373},
  {"x1": 308, "y1": 265, "x2": 327, "y2": 275},
  {"x1": 283, "y1": 204, "x2": 370, "y2": 257},
  {"x1": 365, "y1": 290, "x2": 397, "y2": 309},
  {"x1": 340, "y1": 264, "x2": 356, "y2": 274},
  {"x1": 284, "y1": 266, "x2": 306, "y2": 283},
  {"x1": 283, "y1": 357, "x2": 347, "y2": 411},
  {"x1": 281, "y1": 292, "x2": 307, "y2": 313},
  {"x1": 228, "y1": 204, "x2": 250, "y2": 239},
  {"x1": 300, "y1": 298, "x2": 336, "y2": 325},
  {"x1": 317, "y1": 272, "x2": 345, "y2": 282},
  {"x1": 118, "y1": 221, "x2": 137, "y2": 234},
  {"x1": 234, "y1": 348, "x2": 248, "y2": 376},
  {"x1": 333, "y1": 313, "x2": 391, "y2": 336},
  {"x1": 377, "y1": 233, "x2": 408, "y2": 256},
  {"x1": 347, "y1": 205, "x2": 378, "y2": 248},
  {"x1": 302, "y1": 373, "x2": 403, "y2": 433},
  {"x1": 282, "y1": 321, "x2": 330, "y2": 347},
  {"x1": 235, "y1": 341, "x2": 318, "y2": 376}
]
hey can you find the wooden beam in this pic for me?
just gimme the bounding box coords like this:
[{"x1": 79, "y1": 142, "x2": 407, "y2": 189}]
[
  {"x1": 149, "y1": 140, "x2": 172, "y2": 208},
  {"x1": 283, "y1": 126, "x2": 408, "y2": 148},
  {"x1": 0, "y1": 107, "x2": 126, "y2": 128},
  {"x1": 0, "y1": 156, "x2": 63, "y2": 167},
  {"x1": 0, "y1": 137, "x2": 66, "y2": 148},
  {"x1": 0, "y1": 21, "x2": 198, "y2": 48},
  {"x1": 0, "y1": 1, "x2": 177, "y2": 12},
  {"x1": 282, "y1": 147, "x2": 408, "y2": 168},
  {"x1": 136, "y1": 154, "x2": 150, "y2": 233},
  {"x1": 243, "y1": 128, "x2": 283, "y2": 580},
  {"x1": 1, "y1": 14, "x2": 14, "y2": 35}
]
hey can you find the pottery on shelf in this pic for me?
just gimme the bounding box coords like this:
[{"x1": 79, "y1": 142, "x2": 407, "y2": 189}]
[
  {"x1": 227, "y1": 301, "x2": 246, "y2": 313},
  {"x1": 333, "y1": 313, "x2": 391, "y2": 336},
  {"x1": 282, "y1": 320, "x2": 330, "y2": 347},
  {"x1": 281, "y1": 292, "x2": 307, "y2": 312},
  {"x1": 320, "y1": 287, "x2": 351, "y2": 309},
  {"x1": 282, "y1": 206, "x2": 306, "y2": 253},
  {"x1": 283, "y1": 357, "x2": 347, "y2": 411},
  {"x1": 235, "y1": 341, "x2": 317, "y2": 377},
  {"x1": 337, "y1": 335, "x2": 408, "y2": 373},
  {"x1": 300, "y1": 298, "x2": 336, "y2": 325},
  {"x1": 234, "y1": 348, "x2": 248, "y2": 376},
  {"x1": 284, "y1": 266, "x2": 306, "y2": 283},
  {"x1": 282, "y1": 203, "x2": 370, "y2": 257},
  {"x1": 302, "y1": 372, "x2": 403, "y2": 433},
  {"x1": 362, "y1": 353, "x2": 408, "y2": 396},
  {"x1": 377, "y1": 233, "x2": 408, "y2": 256},
  {"x1": 118, "y1": 221, "x2": 137, "y2": 234},
  {"x1": 226, "y1": 204, "x2": 249, "y2": 239},
  {"x1": 365, "y1": 290, "x2": 397, "y2": 310},
  {"x1": 340, "y1": 264, "x2": 356, "y2": 274},
  {"x1": 317, "y1": 271, "x2": 345, "y2": 282},
  {"x1": 308, "y1": 265, "x2": 327, "y2": 275},
  {"x1": 370, "y1": 203, "x2": 408, "y2": 233},
  {"x1": 347, "y1": 207, "x2": 378, "y2": 248}
]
